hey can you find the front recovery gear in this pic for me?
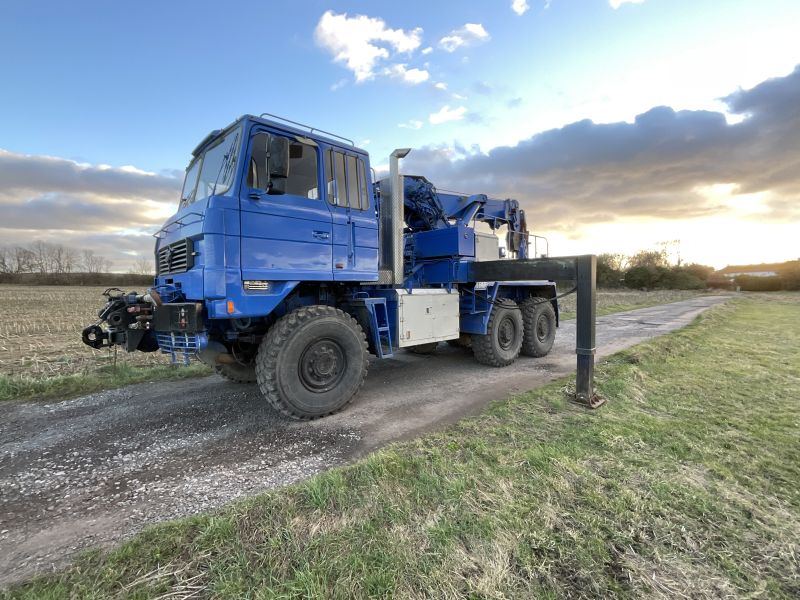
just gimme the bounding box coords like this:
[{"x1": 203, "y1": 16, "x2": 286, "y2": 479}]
[{"x1": 81, "y1": 287, "x2": 159, "y2": 353}]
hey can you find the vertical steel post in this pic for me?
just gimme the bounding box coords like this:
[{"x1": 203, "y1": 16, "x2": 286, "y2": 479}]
[{"x1": 575, "y1": 255, "x2": 598, "y2": 406}]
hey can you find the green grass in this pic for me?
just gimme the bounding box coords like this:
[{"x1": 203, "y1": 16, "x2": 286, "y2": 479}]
[
  {"x1": 0, "y1": 363, "x2": 211, "y2": 403},
  {"x1": 5, "y1": 297, "x2": 800, "y2": 598}
]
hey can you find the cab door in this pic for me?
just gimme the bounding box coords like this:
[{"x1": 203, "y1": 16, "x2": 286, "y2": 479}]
[
  {"x1": 239, "y1": 131, "x2": 333, "y2": 281},
  {"x1": 324, "y1": 147, "x2": 379, "y2": 281}
]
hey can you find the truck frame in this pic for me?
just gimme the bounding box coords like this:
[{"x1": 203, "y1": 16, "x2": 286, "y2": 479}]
[{"x1": 83, "y1": 114, "x2": 600, "y2": 418}]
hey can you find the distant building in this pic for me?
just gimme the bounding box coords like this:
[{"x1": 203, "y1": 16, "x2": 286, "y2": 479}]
[{"x1": 716, "y1": 261, "x2": 798, "y2": 279}]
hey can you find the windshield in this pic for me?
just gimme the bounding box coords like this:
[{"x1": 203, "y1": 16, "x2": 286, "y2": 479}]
[{"x1": 180, "y1": 126, "x2": 242, "y2": 207}]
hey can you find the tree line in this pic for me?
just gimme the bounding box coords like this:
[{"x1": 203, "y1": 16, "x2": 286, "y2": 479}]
[
  {"x1": 598, "y1": 249, "x2": 800, "y2": 291},
  {"x1": 0, "y1": 242, "x2": 153, "y2": 285}
]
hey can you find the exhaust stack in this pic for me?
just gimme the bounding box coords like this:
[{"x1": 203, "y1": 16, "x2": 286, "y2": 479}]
[{"x1": 379, "y1": 148, "x2": 410, "y2": 285}]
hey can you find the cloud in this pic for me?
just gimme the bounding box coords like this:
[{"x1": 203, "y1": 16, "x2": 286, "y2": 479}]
[
  {"x1": 434, "y1": 82, "x2": 447, "y2": 90},
  {"x1": 0, "y1": 149, "x2": 180, "y2": 203},
  {"x1": 429, "y1": 105, "x2": 468, "y2": 125},
  {"x1": 402, "y1": 66, "x2": 800, "y2": 230},
  {"x1": 439, "y1": 23, "x2": 490, "y2": 53},
  {"x1": 398, "y1": 119, "x2": 424, "y2": 130},
  {"x1": 609, "y1": 0, "x2": 645, "y2": 8},
  {"x1": 0, "y1": 150, "x2": 182, "y2": 270},
  {"x1": 421, "y1": 46, "x2": 433, "y2": 55},
  {"x1": 314, "y1": 10, "x2": 423, "y2": 82},
  {"x1": 385, "y1": 64, "x2": 430, "y2": 85},
  {"x1": 511, "y1": 0, "x2": 530, "y2": 15}
]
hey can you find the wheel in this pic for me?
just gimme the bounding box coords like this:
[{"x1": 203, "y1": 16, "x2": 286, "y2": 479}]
[
  {"x1": 471, "y1": 299, "x2": 523, "y2": 367},
  {"x1": 214, "y1": 363, "x2": 257, "y2": 384},
  {"x1": 446, "y1": 335, "x2": 472, "y2": 349},
  {"x1": 255, "y1": 306, "x2": 368, "y2": 419},
  {"x1": 520, "y1": 297, "x2": 557, "y2": 357},
  {"x1": 407, "y1": 342, "x2": 439, "y2": 355}
]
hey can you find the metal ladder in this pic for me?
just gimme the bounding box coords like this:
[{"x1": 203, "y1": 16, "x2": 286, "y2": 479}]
[{"x1": 362, "y1": 298, "x2": 394, "y2": 358}]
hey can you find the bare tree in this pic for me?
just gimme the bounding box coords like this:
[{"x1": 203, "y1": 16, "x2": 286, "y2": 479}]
[
  {"x1": 0, "y1": 247, "x2": 10, "y2": 274},
  {"x1": 81, "y1": 249, "x2": 111, "y2": 274},
  {"x1": 51, "y1": 244, "x2": 76, "y2": 273},
  {"x1": 130, "y1": 255, "x2": 154, "y2": 276},
  {"x1": 62, "y1": 246, "x2": 79, "y2": 273},
  {"x1": 30, "y1": 241, "x2": 54, "y2": 274},
  {"x1": 12, "y1": 246, "x2": 36, "y2": 273},
  {"x1": 629, "y1": 249, "x2": 669, "y2": 269}
]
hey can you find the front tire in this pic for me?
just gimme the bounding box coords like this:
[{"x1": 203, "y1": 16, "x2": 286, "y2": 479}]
[
  {"x1": 256, "y1": 306, "x2": 368, "y2": 419},
  {"x1": 520, "y1": 297, "x2": 556, "y2": 357},
  {"x1": 471, "y1": 299, "x2": 523, "y2": 367},
  {"x1": 214, "y1": 363, "x2": 257, "y2": 384}
]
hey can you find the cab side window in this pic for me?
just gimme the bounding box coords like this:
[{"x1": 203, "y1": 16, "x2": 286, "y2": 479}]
[
  {"x1": 247, "y1": 133, "x2": 319, "y2": 199},
  {"x1": 325, "y1": 149, "x2": 370, "y2": 210}
]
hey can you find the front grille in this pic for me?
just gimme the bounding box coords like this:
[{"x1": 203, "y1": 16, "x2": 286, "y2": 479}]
[{"x1": 157, "y1": 238, "x2": 194, "y2": 275}]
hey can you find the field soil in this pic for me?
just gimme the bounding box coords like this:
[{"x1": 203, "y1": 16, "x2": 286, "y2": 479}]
[{"x1": 0, "y1": 295, "x2": 729, "y2": 587}]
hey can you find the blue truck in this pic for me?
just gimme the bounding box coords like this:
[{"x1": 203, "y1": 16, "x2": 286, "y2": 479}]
[{"x1": 82, "y1": 113, "x2": 577, "y2": 419}]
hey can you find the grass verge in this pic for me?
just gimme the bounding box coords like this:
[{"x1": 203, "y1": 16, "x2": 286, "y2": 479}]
[
  {"x1": 5, "y1": 297, "x2": 800, "y2": 598},
  {"x1": 0, "y1": 363, "x2": 211, "y2": 403}
]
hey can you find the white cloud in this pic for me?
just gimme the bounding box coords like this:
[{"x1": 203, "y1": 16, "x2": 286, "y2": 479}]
[
  {"x1": 330, "y1": 78, "x2": 348, "y2": 91},
  {"x1": 314, "y1": 10, "x2": 423, "y2": 82},
  {"x1": 421, "y1": 46, "x2": 433, "y2": 55},
  {"x1": 439, "y1": 23, "x2": 490, "y2": 53},
  {"x1": 429, "y1": 105, "x2": 467, "y2": 125},
  {"x1": 398, "y1": 119, "x2": 424, "y2": 130},
  {"x1": 511, "y1": 0, "x2": 530, "y2": 15},
  {"x1": 385, "y1": 64, "x2": 430, "y2": 84},
  {"x1": 434, "y1": 82, "x2": 447, "y2": 90},
  {"x1": 609, "y1": 0, "x2": 645, "y2": 8}
]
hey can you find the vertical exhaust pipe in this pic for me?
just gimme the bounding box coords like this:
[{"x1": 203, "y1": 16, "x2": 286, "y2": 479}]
[{"x1": 386, "y1": 148, "x2": 410, "y2": 285}]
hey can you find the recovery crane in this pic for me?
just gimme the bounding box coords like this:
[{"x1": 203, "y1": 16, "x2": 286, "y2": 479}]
[{"x1": 82, "y1": 114, "x2": 599, "y2": 418}]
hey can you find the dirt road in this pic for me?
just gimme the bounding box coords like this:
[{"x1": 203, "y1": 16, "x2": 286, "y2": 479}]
[{"x1": 0, "y1": 295, "x2": 729, "y2": 586}]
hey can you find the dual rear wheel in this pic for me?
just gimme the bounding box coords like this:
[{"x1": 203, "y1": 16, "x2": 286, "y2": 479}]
[{"x1": 471, "y1": 297, "x2": 556, "y2": 367}]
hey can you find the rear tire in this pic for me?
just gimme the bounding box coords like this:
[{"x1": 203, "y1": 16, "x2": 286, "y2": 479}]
[
  {"x1": 471, "y1": 299, "x2": 523, "y2": 367},
  {"x1": 214, "y1": 363, "x2": 257, "y2": 384},
  {"x1": 520, "y1": 297, "x2": 556, "y2": 357},
  {"x1": 256, "y1": 306, "x2": 368, "y2": 419}
]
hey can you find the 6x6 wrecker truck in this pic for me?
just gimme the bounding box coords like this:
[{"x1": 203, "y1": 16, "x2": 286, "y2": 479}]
[{"x1": 83, "y1": 114, "x2": 600, "y2": 419}]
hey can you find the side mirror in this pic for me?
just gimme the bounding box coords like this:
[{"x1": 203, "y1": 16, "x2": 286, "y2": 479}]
[{"x1": 267, "y1": 136, "x2": 290, "y2": 195}]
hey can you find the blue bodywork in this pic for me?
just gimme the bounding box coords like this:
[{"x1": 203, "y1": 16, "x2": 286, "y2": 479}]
[{"x1": 145, "y1": 114, "x2": 556, "y2": 362}]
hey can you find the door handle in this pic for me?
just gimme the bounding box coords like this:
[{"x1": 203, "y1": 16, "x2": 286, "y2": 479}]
[{"x1": 312, "y1": 230, "x2": 330, "y2": 240}]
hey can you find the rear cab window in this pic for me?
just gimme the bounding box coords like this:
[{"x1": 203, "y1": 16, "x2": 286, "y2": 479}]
[{"x1": 324, "y1": 148, "x2": 371, "y2": 210}]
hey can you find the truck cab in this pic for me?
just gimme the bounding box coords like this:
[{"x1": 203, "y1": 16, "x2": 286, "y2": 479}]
[{"x1": 154, "y1": 114, "x2": 379, "y2": 319}]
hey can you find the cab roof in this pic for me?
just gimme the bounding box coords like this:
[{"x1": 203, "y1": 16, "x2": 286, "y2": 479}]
[{"x1": 192, "y1": 114, "x2": 369, "y2": 157}]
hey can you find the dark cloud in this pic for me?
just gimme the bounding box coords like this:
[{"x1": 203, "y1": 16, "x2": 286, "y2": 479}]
[
  {"x1": 0, "y1": 193, "x2": 165, "y2": 230},
  {"x1": 404, "y1": 66, "x2": 800, "y2": 230},
  {"x1": 0, "y1": 150, "x2": 181, "y2": 203}
]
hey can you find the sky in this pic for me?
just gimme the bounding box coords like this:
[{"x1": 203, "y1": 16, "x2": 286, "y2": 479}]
[{"x1": 1, "y1": 0, "x2": 799, "y2": 270}]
